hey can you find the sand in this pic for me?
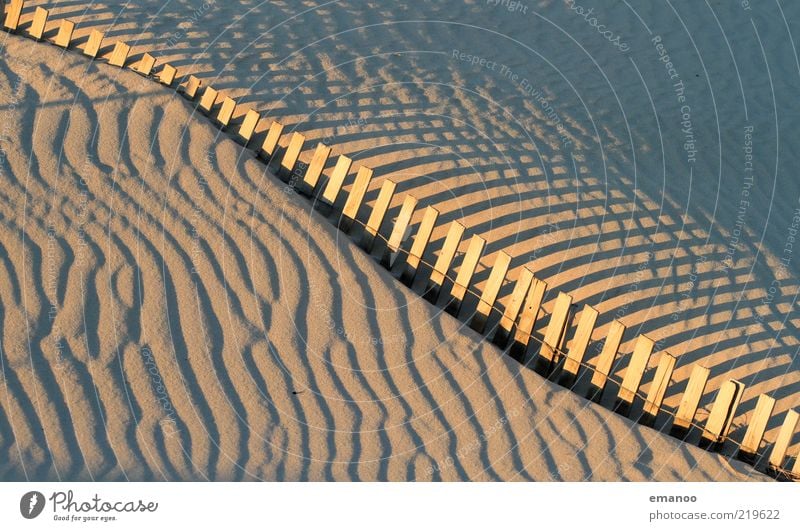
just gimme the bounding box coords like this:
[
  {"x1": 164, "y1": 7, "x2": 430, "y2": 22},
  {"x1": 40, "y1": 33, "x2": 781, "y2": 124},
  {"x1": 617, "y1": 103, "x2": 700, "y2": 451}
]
[{"x1": 1, "y1": 0, "x2": 796, "y2": 480}]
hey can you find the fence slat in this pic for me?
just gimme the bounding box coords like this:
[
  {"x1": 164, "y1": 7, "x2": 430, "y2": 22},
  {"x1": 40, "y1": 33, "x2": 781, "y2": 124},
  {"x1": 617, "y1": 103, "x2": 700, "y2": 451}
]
[
  {"x1": 509, "y1": 277, "x2": 547, "y2": 361},
  {"x1": 560, "y1": 305, "x2": 599, "y2": 384},
  {"x1": 401, "y1": 206, "x2": 439, "y2": 285},
  {"x1": 108, "y1": 41, "x2": 130, "y2": 67},
  {"x1": 257, "y1": 120, "x2": 284, "y2": 161},
  {"x1": 768, "y1": 409, "x2": 799, "y2": 470},
  {"x1": 641, "y1": 351, "x2": 676, "y2": 424},
  {"x1": 183, "y1": 75, "x2": 201, "y2": 99},
  {"x1": 534, "y1": 292, "x2": 573, "y2": 375},
  {"x1": 491, "y1": 267, "x2": 534, "y2": 347},
  {"x1": 299, "y1": 143, "x2": 331, "y2": 194},
  {"x1": 216, "y1": 97, "x2": 236, "y2": 127},
  {"x1": 29, "y1": 7, "x2": 47, "y2": 41},
  {"x1": 380, "y1": 195, "x2": 418, "y2": 268},
  {"x1": 54, "y1": 19, "x2": 75, "y2": 48},
  {"x1": 340, "y1": 166, "x2": 373, "y2": 231},
  {"x1": 424, "y1": 221, "x2": 465, "y2": 304},
  {"x1": 198, "y1": 86, "x2": 218, "y2": 114},
  {"x1": 738, "y1": 394, "x2": 776, "y2": 459},
  {"x1": 237, "y1": 109, "x2": 260, "y2": 146},
  {"x1": 83, "y1": 30, "x2": 104, "y2": 59},
  {"x1": 587, "y1": 320, "x2": 626, "y2": 401},
  {"x1": 135, "y1": 52, "x2": 156, "y2": 76},
  {"x1": 3, "y1": 0, "x2": 25, "y2": 31},
  {"x1": 321, "y1": 155, "x2": 353, "y2": 205},
  {"x1": 701, "y1": 379, "x2": 745, "y2": 449},
  {"x1": 446, "y1": 235, "x2": 486, "y2": 317},
  {"x1": 670, "y1": 365, "x2": 710, "y2": 436},
  {"x1": 470, "y1": 251, "x2": 512, "y2": 334},
  {"x1": 361, "y1": 179, "x2": 396, "y2": 252},
  {"x1": 280, "y1": 131, "x2": 305, "y2": 179},
  {"x1": 615, "y1": 335, "x2": 655, "y2": 414},
  {"x1": 158, "y1": 64, "x2": 177, "y2": 86},
  {"x1": 792, "y1": 447, "x2": 800, "y2": 476}
]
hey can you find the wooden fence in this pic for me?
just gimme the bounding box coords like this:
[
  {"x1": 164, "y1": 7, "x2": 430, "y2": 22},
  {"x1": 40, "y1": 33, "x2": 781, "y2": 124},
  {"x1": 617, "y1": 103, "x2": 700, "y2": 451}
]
[{"x1": 3, "y1": 0, "x2": 799, "y2": 481}]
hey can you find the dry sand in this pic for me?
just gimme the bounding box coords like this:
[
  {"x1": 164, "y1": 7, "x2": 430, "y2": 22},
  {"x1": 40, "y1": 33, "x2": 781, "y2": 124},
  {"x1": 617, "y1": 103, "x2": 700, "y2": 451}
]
[{"x1": 1, "y1": 0, "x2": 796, "y2": 480}]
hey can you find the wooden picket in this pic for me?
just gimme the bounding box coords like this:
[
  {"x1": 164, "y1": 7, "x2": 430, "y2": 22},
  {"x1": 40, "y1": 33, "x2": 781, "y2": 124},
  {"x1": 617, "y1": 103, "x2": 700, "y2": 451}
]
[
  {"x1": 401, "y1": 206, "x2": 439, "y2": 285},
  {"x1": 381, "y1": 195, "x2": 417, "y2": 268},
  {"x1": 10, "y1": 15, "x2": 795, "y2": 481},
  {"x1": 534, "y1": 292, "x2": 572, "y2": 375},
  {"x1": 768, "y1": 409, "x2": 799, "y2": 470},
  {"x1": 470, "y1": 251, "x2": 511, "y2": 334},
  {"x1": 641, "y1": 351, "x2": 676, "y2": 425},
  {"x1": 738, "y1": 394, "x2": 776, "y2": 460},
  {"x1": 701, "y1": 379, "x2": 745, "y2": 449},
  {"x1": 237, "y1": 109, "x2": 261, "y2": 146},
  {"x1": 559, "y1": 304, "x2": 599, "y2": 385},
  {"x1": 445, "y1": 235, "x2": 486, "y2": 317},
  {"x1": 134, "y1": 52, "x2": 156, "y2": 76},
  {"x1": 424, "y1": 221, "x2": 465, "y2": 303},
  {"x1": 509, "y1": 277, "x2": 547, "y2": 360},
  {"x1": 587, "y1": 320, "x2": 626, "y2": 401},
  {"x1": 3, "y1": 0, "x2": 24, "y2": 31},
  {"x1": 54, "y1": 19, "x2": 75, "y2": 48},
  {"x1": 670, "y1": 366, "x2": 709, "y2": 438},
  {"x1": 108, "y1": 41, "x2": 130, "y2": 67},
  {"x1": 361, "y1": 179, "x2": 396, "y2": 252},
  {"x1": 492, "y1": 267, "x2": 534, "y2": 347},
  {"x1": 321, "y1": 155, "x2": 353, "y2": 205},
  {"x1": 83, "y1": 30, "x2": 103, "y2": 59},
  {"x1": 29, "y1": 7, "x2": 47, "y2": 41}
]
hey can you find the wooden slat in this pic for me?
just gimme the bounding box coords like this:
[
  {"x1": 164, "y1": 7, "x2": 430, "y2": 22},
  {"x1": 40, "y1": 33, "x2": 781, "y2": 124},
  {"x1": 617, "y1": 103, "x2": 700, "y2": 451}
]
[
  {"x1": 341, "y1": 166, "x2": 373, "y2": 225},
  {"x1": 401, "y1": 206, "x2": 439, "y2": 284},
  {"x1": 237, "y1": 109, "x2": 260, "y2": 145},
  {"x1": 83, "y1": 30, "x2": 104, "y2": 59},
  {"x1": 588, "y1": 320, "x2": 626, "y2": 398},
  {"x1": 562, "y1": 305, "x2": 599, "y2": 379},
  {"x1": 671, "y1": 365, "x2": 710, "y2": 434},
  {"x1": 510, "y1": 277, "x2": 547, "y2": 359},
  {"x1": 470, "y1": 251, "x2": 512, "y2": 333},
  {"x1": 29, "y1": 7, "x2": 47, "y2": 40},
  {"x1": 54, "y1": 19, "x2": 75, "y2": 48},
  {"x1": 135, "y1": 53, "x2": 156, "y2": 76},
  {"x1": 792, "y1": 446, "x2": 800, "y2": 476},
  {"x1": 385, "y1": 196, "x2": 418, "y2": 254},
  {"x1": 739, "y1": 394, "x2": 776, "y2": 456},
  {"x1": 184, "y1": 75, "x2": 202, "y2": 99},
  {"x1": 616, "y1": 335, "x2": 655, "y2": 408},
  {"x1": 198, "y1": 86, "x2": 218, "y2": 114},
  {"x1": 641, "y1": 351, "x2": 676, "y2": 420},
  {"x1": 158, "y1": 64, "x2": 177, "y2": 86},
  {"x1": 108, "y1": 41, "x2": 130, "y2": 67},
  {"x1": 361, "y1": 179, "x2": 396, "y2": 250},
  {"x1": 280, "y1": 132, "x2": 305, "y2": 177},
  {"x1": 768, "y1": 409, "x2": 799, "y2": 469},
  {"x1": 3, "y1": 0, "x2": 25, "y2": 31},
  {"x1": 492, "y1": 267, "x2": 534, "y2": 346},
  {"x1": 216, "y1": 97, "x2": 236, "y2": 127},
  {"x1": 701, "y1": 379, "x2": 745, "y2": 446},
  {"x1": 300, "y1": 143, "x2": 331, "y2": 192},
  {"x1": 321, "y1": 155, "x2": 353, "y2": 205},
  {"x1": 258, "y1": 120, "x2": 284, "y2": 160},
  {"x1": 447, "y1": 235, "x2": 486, "y2": 316},
  {"x1": 535, "y1": 292, "x2": 573, "y2": 373},
  {"x1": 425, "y1": 221, "x2": 465, "y2": 303}
]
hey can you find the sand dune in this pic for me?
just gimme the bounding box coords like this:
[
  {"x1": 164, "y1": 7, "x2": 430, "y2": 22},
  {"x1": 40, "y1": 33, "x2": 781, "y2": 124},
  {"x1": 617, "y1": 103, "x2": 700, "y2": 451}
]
[{"x1": 0, "y1": 26, "x2": 766, "y2": 480}]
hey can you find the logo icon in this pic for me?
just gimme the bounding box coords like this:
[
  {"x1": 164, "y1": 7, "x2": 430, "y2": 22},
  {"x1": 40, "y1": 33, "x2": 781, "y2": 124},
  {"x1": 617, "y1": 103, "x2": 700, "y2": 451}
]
[{"x1": 20, "y1": 491, "x2": 45, "y2": 519}]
